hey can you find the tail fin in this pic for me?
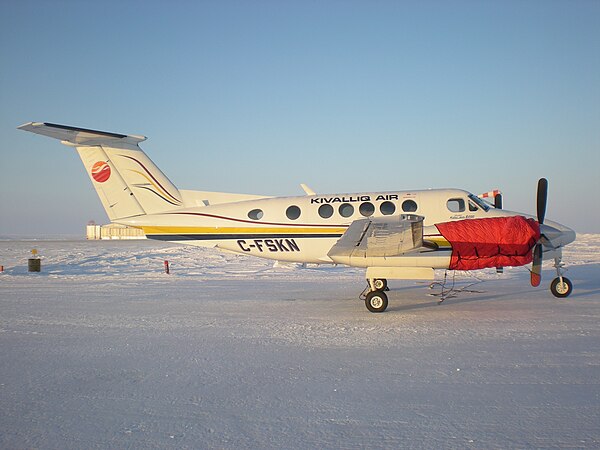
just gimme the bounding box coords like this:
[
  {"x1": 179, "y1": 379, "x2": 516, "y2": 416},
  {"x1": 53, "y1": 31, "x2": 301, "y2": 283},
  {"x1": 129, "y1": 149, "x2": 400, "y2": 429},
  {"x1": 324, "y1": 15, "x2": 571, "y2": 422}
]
[{"x1": 18, "y1": 122, "x2": 183, "y2": 221}]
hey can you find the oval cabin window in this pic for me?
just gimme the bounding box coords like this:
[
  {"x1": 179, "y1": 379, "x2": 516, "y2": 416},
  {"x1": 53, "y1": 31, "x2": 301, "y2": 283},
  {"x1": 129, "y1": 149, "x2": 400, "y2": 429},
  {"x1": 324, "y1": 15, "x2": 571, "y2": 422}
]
[
  {"x1": 286, "y1": 205, "x2": 301, "y2": 220},
  {"x1": 318, "y1": 204, "x2": 334, "y2": 219},
  {"x1": 248, "y1": 209, "x2": 264, "y2": 220},
  {"x1": 380, "y1": 201, "x2": 396, "y2": 215},
  {"x1": 402, "y1": 199, "x2": 418, "y2": 212},
  {"x1": 339, "y1": 203, "x2": 354, "y2": 218},
  {"x1": 359, "y1": 202, "x2": 375, "y2": 217}
]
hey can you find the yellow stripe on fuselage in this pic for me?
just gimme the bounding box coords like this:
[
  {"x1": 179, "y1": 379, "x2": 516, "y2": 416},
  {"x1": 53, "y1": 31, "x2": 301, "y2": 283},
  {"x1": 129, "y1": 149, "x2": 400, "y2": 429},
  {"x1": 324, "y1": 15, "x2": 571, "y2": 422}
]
[
  {"x1": 141, "y1": 226, "x2": 348, "y2": 235},
  {"x1": 426, "y1": 236, "x2": 451, "y2": 248}
]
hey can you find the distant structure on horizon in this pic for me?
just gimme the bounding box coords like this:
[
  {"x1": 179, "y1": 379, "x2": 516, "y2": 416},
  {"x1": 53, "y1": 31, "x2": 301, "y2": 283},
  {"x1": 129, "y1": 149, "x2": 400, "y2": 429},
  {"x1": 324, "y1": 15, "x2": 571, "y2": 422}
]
[{"x1": 86, "y1": 221, "x2": 146, "y2": 240}]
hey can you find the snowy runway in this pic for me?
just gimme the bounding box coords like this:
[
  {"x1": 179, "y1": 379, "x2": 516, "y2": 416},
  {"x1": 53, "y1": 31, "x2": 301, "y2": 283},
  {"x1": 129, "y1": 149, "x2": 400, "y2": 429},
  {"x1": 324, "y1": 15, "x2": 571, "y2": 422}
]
[{"x1": 1, "y1": 238, "x2": 599, "y2": 448}]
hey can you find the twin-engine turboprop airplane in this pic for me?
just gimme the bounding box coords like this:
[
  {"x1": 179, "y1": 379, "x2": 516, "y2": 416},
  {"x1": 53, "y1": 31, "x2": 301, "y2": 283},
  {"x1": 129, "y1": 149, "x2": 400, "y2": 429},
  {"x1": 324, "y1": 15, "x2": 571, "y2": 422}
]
[{"x1": 19, "y1": 122, "x2": 576, "y2": 312}]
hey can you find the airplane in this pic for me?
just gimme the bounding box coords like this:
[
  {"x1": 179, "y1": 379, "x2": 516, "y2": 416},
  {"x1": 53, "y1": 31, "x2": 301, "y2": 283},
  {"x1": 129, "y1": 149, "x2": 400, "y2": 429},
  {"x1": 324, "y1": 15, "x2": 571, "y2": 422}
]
[{"x1": 18, "y1": 122, "x2": 576, "y2": 312}]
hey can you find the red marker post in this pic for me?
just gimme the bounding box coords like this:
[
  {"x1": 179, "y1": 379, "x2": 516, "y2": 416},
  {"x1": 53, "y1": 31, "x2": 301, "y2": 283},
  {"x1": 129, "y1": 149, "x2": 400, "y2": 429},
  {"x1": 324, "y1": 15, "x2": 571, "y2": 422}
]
[{"x1": 164, "y1": 260, "x2": 170, "y2": 274}]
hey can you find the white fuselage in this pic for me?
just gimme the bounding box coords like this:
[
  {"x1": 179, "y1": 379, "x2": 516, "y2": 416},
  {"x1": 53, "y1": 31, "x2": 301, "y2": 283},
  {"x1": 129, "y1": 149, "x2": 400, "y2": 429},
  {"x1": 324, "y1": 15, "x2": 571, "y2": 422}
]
[{"x1": 120, "y1": 187, "x2": 563, "y2": 268}]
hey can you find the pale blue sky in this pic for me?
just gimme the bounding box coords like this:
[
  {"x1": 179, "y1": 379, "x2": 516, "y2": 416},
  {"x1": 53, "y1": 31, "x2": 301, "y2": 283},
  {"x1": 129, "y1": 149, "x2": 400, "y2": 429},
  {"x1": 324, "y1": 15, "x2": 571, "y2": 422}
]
[{"x1": 1, "y1": 0, "x2": 599, "y2": 235}]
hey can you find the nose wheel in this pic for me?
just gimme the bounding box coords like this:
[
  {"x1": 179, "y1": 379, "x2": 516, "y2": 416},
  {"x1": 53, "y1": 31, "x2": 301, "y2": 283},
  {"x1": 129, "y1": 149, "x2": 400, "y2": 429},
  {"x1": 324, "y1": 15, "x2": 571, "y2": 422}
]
[
  {"x1": 550, "y1": 256, "x2": 573, "y2": 298},
  {"x1": 550, "y1": 277, "x2": 572, "y2": 298}
]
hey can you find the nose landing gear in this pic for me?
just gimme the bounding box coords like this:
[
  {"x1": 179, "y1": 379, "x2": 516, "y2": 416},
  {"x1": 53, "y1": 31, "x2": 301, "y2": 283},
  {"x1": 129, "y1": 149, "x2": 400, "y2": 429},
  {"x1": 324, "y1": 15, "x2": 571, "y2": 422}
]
[{"x1": 550, "y1": 257, "x2": 573, "y2": 298}]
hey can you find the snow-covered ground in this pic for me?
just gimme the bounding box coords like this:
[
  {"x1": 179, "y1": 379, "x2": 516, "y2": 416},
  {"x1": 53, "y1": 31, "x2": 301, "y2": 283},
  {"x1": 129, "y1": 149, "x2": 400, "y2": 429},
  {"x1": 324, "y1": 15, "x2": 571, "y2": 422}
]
[{"x1": 1, "y1": 236, "x2": 599, "y2": 449}]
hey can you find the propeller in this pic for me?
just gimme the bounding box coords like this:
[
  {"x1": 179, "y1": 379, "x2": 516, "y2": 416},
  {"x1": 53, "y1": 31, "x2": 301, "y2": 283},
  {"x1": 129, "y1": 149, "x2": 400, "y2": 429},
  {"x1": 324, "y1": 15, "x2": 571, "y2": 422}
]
[
  {"x1": 531, "y1": 241, "x2": 543, "y2": 287},
  {"x1": 494, "y1": 193, "x2": 503, "y2": 209},
  {"x1": 530, "y1": 178, "x2": 548, "y2": 287},
  {"x1": 537, "y1": 178, "x2": 547, "y2": 225}
]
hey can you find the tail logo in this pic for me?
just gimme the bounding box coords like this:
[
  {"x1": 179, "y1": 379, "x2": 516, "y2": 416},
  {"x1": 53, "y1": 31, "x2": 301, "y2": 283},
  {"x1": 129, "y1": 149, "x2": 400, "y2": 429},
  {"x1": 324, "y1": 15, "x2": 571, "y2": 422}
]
[{"x1": 91, "y1": 161, "x2": 111, "y2": 183}]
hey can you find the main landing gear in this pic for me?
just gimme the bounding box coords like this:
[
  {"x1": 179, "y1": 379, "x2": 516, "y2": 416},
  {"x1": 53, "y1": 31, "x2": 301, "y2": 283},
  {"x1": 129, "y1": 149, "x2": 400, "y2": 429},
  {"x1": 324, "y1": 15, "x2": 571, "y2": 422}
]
[
  {"x1": 360, "y1": 259, "x2": 574, "y2": 313},
  {"x1": 550, "y1": 257, "x2": 573, "y2": 298},
  {"x1": 361, "y1": 278, "x2": 389, "y2": 313}
]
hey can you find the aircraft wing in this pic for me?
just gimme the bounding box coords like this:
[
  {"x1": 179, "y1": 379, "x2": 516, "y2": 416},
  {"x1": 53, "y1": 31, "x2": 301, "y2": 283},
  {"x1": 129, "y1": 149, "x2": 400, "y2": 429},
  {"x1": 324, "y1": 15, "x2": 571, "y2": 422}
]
[{"x1": 328, "y1": 214, "x2": 425, "y2": 262}]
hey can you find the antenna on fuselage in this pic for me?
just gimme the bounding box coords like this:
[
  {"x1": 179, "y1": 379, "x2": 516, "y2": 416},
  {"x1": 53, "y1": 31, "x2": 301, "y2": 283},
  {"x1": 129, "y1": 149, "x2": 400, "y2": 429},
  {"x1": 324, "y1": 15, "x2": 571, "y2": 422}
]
[{"x1": 300, "y1": 184, "x2": 316, "y2": 196}]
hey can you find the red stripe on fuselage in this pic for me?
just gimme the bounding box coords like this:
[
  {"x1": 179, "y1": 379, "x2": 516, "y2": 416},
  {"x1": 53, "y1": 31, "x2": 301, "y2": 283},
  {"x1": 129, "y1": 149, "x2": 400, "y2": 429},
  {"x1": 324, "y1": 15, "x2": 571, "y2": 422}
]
[{"x1": 166, "y1": 212, "x2": 348, "y2": 228}]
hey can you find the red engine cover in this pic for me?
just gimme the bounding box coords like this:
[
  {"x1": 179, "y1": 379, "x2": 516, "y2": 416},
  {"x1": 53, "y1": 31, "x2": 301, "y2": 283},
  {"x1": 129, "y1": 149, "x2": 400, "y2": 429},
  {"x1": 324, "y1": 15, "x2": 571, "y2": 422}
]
[{"x1": 435, "y1": 216, "x2": 540, "y2": 271}]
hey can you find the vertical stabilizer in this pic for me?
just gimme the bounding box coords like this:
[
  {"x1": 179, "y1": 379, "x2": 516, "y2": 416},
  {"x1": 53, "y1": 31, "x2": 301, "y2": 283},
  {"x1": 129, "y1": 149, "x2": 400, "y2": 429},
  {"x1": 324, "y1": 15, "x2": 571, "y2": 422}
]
[
  {"x1": 18, "y1": 122, "x2": 183, "y2": 220},
  {"x1": 75, "y1": 145, "x2": 146, "y2": 220}
]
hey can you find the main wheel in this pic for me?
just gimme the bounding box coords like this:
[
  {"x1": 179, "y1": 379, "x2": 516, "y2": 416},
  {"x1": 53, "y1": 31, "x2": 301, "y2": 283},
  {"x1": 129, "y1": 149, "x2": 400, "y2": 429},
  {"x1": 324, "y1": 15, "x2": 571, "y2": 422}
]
[
  {"x1": 550, "y1": 277, "x2": 573, "y2": 298},
  {"x1": 373, "y1": 278, "x2": 388, "y2": 291},
  {"x1": 365, "y1": 290, "x2": 388, "y2": 313}
]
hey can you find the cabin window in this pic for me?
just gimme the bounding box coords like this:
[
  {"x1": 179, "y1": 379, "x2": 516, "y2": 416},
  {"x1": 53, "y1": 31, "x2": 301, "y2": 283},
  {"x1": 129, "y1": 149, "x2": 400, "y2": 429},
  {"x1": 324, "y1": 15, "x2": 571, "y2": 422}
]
[
  {"x1": 359, "y1": 202, "x2": 375, "y2": 217},
  {"x1": 286, "y1": 205, "x2": 301, "y2": 220},
  {"x1": 380, "y1": 201, "x2": 396, "y2": 215},
  {"x1": 339, "y1": 203, "x2": 354, "y2": 218},
  {"x1": 468, "y1": 200, "x2": 479, "y2": 212},
  {"x1": 318, "y1": 204, "x2": 334, "y2": 219},
  {"x1": 447, "y1": 198, "x2": 465, "y2": 213},
  {"x1": 402, "y1": 199, "x2": 418, "y2": 212},
  {"x1": 248, "y1": 209, "x2": 264, "y2": 220}
]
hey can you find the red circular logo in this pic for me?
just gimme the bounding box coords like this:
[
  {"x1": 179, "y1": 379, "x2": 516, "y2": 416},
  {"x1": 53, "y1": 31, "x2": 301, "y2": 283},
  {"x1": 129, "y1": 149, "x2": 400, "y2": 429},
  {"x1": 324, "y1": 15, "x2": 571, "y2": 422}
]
[{"x1": 91, "y1": 161, "x2": 111, "y2": 183}]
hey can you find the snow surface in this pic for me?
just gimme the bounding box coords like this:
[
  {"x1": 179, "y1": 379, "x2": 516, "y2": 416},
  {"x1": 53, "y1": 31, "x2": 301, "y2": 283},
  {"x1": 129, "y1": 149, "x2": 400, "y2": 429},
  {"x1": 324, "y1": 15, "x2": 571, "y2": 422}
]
[{"x1": 1, "y1": 236, "x2": 599, "y2": 449}]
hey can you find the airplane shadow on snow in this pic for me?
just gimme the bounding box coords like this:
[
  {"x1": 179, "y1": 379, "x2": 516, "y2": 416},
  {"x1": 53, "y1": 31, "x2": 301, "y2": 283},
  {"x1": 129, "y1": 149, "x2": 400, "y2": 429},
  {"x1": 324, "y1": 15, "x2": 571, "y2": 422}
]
[{"x1": 379, "y1": 264, "x2": 600, "y2": 313}]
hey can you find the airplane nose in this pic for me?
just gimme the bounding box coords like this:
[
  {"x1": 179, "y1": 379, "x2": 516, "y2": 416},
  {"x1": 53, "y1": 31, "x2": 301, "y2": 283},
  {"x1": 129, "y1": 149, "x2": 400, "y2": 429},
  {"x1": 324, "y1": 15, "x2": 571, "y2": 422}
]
[{"x1": 540, "y1": 221, "x2": 576, "y2": 248}]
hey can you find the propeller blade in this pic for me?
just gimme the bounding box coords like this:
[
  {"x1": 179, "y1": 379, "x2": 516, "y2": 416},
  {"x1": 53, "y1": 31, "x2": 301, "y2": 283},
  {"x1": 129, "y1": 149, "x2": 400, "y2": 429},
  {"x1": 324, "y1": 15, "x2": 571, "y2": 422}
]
[
  {"x1": 537, "y1": 178, "x2": 548, "y2": 225},
  {"x1": 531, "y1": 243, "x2": 543, "y2": 287},
  {"x1": 494, "y1": 193, "x2": 503, "y2": 209}
]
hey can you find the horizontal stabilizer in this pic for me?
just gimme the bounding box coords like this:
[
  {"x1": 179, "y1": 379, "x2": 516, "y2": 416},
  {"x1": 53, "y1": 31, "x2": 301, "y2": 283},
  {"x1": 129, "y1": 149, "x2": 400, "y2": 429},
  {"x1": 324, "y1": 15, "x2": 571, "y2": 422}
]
[{"x1": 18, "y1": 122, "x2": 146, "y2": 148}]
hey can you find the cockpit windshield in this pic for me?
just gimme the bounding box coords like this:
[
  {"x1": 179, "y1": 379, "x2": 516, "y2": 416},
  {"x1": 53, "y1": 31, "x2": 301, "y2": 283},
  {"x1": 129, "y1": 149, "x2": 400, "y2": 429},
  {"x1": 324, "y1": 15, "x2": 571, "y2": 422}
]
[{"x1": 468, "y1": 193, "x2": 490, "y2": 212}]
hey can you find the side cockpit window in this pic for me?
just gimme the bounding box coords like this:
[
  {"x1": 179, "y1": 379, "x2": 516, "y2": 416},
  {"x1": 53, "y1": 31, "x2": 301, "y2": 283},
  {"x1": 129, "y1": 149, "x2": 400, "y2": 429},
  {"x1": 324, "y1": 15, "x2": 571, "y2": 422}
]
[{"x1": 446, "y1": 198, "x2": 465, "y2": 213}]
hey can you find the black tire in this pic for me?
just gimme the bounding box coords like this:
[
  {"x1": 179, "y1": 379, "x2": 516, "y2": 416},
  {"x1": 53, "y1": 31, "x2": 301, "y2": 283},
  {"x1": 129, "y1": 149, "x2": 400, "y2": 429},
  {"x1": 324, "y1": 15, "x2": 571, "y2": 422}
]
[
  {"x1": 373, "y1": 278, "x2": 388, "y2": 291},
  {"x1": 365, "y1": 291, "x2": 388, "y2": 313},
  {"x1": 550, "y1": 277, "x2": 573, "y2": 298}
]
